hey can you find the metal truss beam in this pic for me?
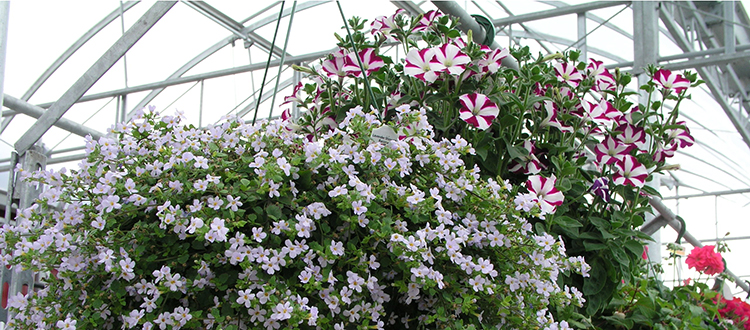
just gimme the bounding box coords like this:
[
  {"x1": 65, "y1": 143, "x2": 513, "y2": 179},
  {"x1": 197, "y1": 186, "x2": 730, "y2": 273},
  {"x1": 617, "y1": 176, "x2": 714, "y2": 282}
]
[
  {"x1": 13, "y1": 1, "x2": 176, "y2": 155},
  {"x1": 3, "y1": 94, "x2": 104, "y2": 140},
  {"x1": 659, "y1": 4, "x2": 750, "y2": 151},
  {"x1": 34, "y1": 48, "x2": 334, "y2": 109},
  {"x1": 0, "y1": 1, "x2": 138, "y2": 135},
  {"x1": 492, "y1": 1, "x2": 630, "y2": 28},
  {"x1": 183, "y1": 1, "x2": 290, "y2": 58}
]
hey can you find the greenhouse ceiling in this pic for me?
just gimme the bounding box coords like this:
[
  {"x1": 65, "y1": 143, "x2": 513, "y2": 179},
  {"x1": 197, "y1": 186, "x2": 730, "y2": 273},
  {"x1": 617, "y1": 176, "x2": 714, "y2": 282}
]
[{"x1": 1, "y1": 0, "x2": 750, "y2": 295}]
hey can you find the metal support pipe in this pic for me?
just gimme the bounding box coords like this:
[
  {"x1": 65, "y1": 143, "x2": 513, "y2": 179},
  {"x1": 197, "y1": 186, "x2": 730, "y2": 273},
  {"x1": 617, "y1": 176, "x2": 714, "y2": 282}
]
[
  {"x1": 492, "y1": 1, "x2": 630, "y2": 28},
  {"x1": 649, "y1": 197, "x2": 750, "y2": 294},
  {"x1": 14, "y1": 1, "x2": 176, "y2": 156},
  {"x1": 577, "y1": 12, "x2": 587, "y2": 60},
  {"x1": 430, "y1": 1, "x2": 518, "y2": 70},
  {"x1": 3, "y1": 94, "x2": 105, "y2": 140},
  {"x1": 662, "y1": 187, "x2": 750, "y2": 200},
  {"x1": 0, "y1": 1, "x2": 9, "y2": 122},
  {"x1": 725, "y1": 1, "x2": 736, "y2": 54}
]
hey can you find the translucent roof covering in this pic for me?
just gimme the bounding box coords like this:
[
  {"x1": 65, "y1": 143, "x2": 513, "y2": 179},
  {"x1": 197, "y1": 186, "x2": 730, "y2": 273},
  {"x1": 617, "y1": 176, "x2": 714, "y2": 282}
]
[{"x1": 2, "y1": 0, "x2": 750, "y2": 296}]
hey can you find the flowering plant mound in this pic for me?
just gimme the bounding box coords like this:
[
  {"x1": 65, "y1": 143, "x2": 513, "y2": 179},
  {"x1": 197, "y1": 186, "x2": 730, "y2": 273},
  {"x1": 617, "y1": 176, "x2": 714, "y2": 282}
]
[
  {"x1": 286, "y1": 8, "x2": 701, "y2": 322},
  {"x1": 686, "y1": 245, "x2": 725, "y2": 275},
  {"x1": 1, "y1": 105, "x2": 587, "y2": 329}
]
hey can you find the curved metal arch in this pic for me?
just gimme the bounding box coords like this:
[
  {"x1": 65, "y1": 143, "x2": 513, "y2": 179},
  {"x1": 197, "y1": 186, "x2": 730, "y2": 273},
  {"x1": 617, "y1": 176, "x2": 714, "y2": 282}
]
[
  {"x1": 0, "y1": 1, "x2": 139, "y2": 135},
  {"x1": 128, "y1": 0, "x2": 327, "y2": 120}
]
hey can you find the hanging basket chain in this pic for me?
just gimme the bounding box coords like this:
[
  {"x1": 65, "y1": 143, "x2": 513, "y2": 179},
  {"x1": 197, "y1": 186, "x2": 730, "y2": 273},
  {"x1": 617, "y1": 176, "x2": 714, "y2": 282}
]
[
  {"x1": 336, "y1": 2, "x2": 380, "y2": 115},
  {"x1": 252, "y1": 2, "x2": 285, "y2": 125},
  {"x1": 268, "y1": 1, "x2": 298, "y2": 120}
]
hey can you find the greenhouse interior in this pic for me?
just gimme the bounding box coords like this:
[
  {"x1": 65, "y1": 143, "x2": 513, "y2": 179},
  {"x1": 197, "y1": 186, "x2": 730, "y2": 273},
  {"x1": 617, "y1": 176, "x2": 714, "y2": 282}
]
[{"x1": 1, "y1": 0, "x2": 750, "y2": 329}]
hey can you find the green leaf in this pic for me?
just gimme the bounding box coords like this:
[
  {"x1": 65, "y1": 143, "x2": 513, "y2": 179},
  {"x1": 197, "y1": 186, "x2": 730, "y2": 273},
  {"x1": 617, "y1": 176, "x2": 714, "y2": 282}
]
[
  {"x1": 624, "y1": 239, "x2": 645, "y2": 256},
  {"x1": 583, "y1": 241, "x2": 606, "y2": 251},
  {"x1": 554, "y1": 216, "x2": 583, "y2": 228},
  {"x1": 266, "y1": 204, "x2": 283, "y2": 220}
]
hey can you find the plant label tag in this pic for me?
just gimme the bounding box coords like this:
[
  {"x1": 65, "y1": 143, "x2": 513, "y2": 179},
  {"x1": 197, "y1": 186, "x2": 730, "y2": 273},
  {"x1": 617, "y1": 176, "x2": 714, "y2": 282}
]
[{"x1": 371, "y1": 125, "x2": 398, "y2": 144}]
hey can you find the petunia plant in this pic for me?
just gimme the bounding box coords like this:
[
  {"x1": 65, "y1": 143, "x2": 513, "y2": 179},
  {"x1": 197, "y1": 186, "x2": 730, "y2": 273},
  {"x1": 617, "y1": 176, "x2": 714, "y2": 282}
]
[{"x1": 282, "y1": 8, "x2": 705, "y2": 327}]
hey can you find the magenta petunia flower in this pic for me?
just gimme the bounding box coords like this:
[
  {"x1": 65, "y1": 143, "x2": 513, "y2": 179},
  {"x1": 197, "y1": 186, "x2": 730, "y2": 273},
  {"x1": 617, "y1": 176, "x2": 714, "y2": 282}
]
[
  {"x1": 612, "y1": 155, "x2": 649, "y2": 188},
  {"x1": 404, "y1": 48, "x2": 441, "y2": 83},
  {"x1": 478, "y1": 47, "x2": 509, "y2": 74},
  {"x1": 508, "y1": 140, "x2": 543, "y2": 175},
  {"x1": 653, "y1": 68, "x2": 691, "y2": 94},
  {"x1": 539, "y1": 100, "x2": 573, "y2": 133},
  {"x1": 458, "y1": 93, "x2": 499, "y2": 130},
  {"x1": 413, "y1": 10, "x2": 443, "y2": 32},
  {"x1": 665, "y1": 121, "x2": 695, "y2": 148},
  {"x1": 431, "y1": 43, "x2": 471, "y2": 76},
  {"x1": 343, "y1": 48, "x2": 385, "y2": 77},
  {"x1": 594, "y1": 136, "x2": 631, "y2": 165},
  {"x1": 526, "y1": 174, "x2": 564, "y2": 214},
  {"x1": 321, "y1": 49, "x2": 349, "y2": 78},
  {"x1": 553, "y1": 62, "x2": 584, "y2": 88},
  {"x1": 587, "y1": 59, "x2": 616, "y2": 92}
]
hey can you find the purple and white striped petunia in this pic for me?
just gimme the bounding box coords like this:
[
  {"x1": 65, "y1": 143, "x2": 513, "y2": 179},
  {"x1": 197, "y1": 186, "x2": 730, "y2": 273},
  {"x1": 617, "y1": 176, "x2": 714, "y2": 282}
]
[
  {"x1": 458, "y1": 93, "x2": 499, "y2": 130},
  {"x1": 553, "y1": 62, "x2": 584, "y2": 88},
  {"x1": 404, "y1": 48, "x2": 441, "y2": 83},
  {"x1": 591, "y1": 177, "x2": 610, "y2": 201},
  {"x1": 343, "y1": 48, "x2": 385, "y2": 77},
  {"x1": 653, "y1": 68, "x2": 691, "y2": 94},
  {"x1": 612, "y1": 155, "x2": 649, "y2": 188},
  {"x1": 526, "y1": 174, "x2": 564, "y2": 214},
  {"x1": 371, "y1": 9, "x2": 405, "y2": 37},
  {"x1": 431, "y1": 43, "x2": 471, "y2": 76}
]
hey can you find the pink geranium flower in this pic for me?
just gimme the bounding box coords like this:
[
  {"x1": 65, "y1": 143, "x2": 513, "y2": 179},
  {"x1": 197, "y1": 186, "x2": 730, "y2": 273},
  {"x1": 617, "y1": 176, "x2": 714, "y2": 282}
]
[
  {"x1": 653, "y1": 68, "x2": 691, "y2": 94},
  {"x1": 404, "y1": 48, "x2": 441, "y2": 83},
  {"x1": 526, "y1": 174, "x2": 564, "y2": 214},
  {"x1": 458, "y1": 93, "x2": 499, "y2": 130},
  {"x1": 686, "y1": 245, "x2": 724, "y2": 275},
  {"x1": 612, "y1": 155, "x2": 649, "y2": 188}
]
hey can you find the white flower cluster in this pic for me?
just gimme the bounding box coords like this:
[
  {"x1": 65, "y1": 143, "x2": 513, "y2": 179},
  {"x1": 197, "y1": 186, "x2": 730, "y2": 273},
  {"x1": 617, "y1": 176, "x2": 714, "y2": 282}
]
[{"x1": 0, "y1": 105, "x2": 588, "y2": 329}]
